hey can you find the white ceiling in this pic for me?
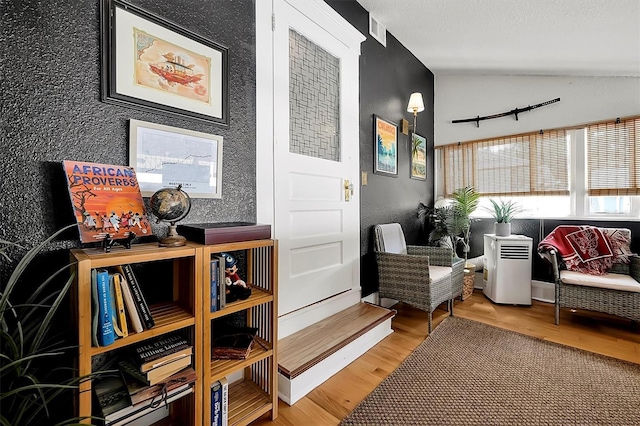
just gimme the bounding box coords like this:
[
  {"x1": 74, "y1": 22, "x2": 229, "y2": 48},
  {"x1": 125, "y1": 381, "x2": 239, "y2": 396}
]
[{"x1": 355, "y1": 0, "x2": 640, "y2": 77}]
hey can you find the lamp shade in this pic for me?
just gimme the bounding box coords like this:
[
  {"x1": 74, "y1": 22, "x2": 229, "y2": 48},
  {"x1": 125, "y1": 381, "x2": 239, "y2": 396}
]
[{"x1": 407, "y1": 92, "x2": 425, "y2": 113}]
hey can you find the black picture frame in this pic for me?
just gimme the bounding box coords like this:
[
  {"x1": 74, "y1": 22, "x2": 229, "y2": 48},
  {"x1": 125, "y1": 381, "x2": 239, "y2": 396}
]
[
  {"x1": 410, "y1": 133, "x2": 427, "y2": 180},
  {"x1": 100, "y1": 0, "x2": 229, "y2": 126}
]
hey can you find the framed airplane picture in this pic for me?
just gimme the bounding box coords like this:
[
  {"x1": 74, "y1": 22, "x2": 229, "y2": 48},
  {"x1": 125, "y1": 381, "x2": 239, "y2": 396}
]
[{"x1": 100, "y1": 0, "x2": 229, "y2": 126}]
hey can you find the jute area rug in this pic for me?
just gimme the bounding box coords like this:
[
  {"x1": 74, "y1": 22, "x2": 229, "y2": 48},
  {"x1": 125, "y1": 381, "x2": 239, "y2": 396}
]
[{"x1": 341, "y1": 317, "x2": 640, "y2": 426}]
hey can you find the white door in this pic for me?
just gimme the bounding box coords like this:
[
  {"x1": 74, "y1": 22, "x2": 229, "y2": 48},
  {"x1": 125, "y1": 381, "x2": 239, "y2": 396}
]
[{"x1": 271, "y1": 0, "x2": 363, "y2": 316}]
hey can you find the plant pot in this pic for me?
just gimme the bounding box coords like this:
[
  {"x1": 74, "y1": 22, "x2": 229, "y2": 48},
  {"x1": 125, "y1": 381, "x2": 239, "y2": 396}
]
[{"x1": 495, "y1": 222, "x2": 511, "y2": 237}]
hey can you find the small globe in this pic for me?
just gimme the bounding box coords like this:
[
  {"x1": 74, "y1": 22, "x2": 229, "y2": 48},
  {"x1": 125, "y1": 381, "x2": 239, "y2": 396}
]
[
  {"x1": 149, "y1": 186, "x2": 191, "y2": 225},
  {"x1": 149, "y1": 185, "x2": 191, "y2": 247}
]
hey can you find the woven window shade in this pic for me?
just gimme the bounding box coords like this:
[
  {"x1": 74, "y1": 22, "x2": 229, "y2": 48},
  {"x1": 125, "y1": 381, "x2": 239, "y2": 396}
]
[
  {"x1": 439, "y1": 130, "x2": 568, "y2": 197},
  {"x1": 587, "y1": 117, "x2": 640, "y2": 196}
]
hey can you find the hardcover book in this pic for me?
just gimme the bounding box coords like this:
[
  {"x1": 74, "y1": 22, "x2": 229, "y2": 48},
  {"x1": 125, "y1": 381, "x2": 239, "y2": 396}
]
[
  {"x1": 62, "y1": 160, "x2": 151, "y2": 243},
  {"x1": 95, "y1": 269, "x2": 115, "y2": 346},
  {"x1": 145, "y1": 356, "x2": 191, "y2": 385},
  {"x1": 217, "y1": 254, "x2": 226, "y2": 309},
  {"x1": 210, "y1": 258, "x2": 218, "y2": 312},
  {"x1": 114, "y1": 272, "x2": 143, "y2": 333},
  {"x1": 220, "y1": 377, "x2": 228, "y2": 426},
  {"x1": 110, "y1": 272, "x2": 128, "y2": 338},
  {"x1": 122, "y1": 367, "x2": 197, "y2": 406},
  {"x1": 211, "y1": 381, "x2": 222, "y2": 426},
  {"x1": 116, "y1": 264, "x2": 154, "y2": 329},
  {"x1": 132, "y1": 334, "x2": 190, "y2": 364},
  {"x1": 211, "y1": 326, "x2": 258, "y2": 360},
  {"x1": 107, "y1": 384, "x2": 193, "y2": 426},
  {"x1": 139, "y1": 346, "x2": 192, "y2": 373},
  {"x1": 93, "y1": 372, "x2": 132, "y2": 420}
]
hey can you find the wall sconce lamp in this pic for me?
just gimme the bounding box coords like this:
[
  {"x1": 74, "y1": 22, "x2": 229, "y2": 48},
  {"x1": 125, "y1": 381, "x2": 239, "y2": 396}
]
[{"x1": 401, "y1": 92, "x2": 425, "y2": 135}]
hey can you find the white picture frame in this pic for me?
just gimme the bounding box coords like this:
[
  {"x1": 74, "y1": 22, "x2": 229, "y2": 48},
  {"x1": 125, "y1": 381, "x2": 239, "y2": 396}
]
[{"x1": 129, "y1": 119, "x2": 223, "y2": 198}]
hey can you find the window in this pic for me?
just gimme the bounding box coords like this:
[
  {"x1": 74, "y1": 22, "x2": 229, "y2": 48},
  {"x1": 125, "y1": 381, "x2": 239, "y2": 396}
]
[
  {"x1": 435, "y1": 116, "x2": 640, "y2": 219},
  {"x1": 441, "y1": 130, "x2": 568, "y2": 197}
]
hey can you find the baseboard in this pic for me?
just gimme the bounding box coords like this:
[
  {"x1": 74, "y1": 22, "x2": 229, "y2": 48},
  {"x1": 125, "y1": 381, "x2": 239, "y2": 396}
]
[
  {"x1": 532, "y1": 279, "x2": 555, "y2": 303},
  {"x1": 278, "y1": 316, "x2": 393, "y2": 405}
]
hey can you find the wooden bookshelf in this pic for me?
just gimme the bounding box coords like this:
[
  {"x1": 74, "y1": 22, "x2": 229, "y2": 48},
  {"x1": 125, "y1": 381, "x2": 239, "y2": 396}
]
[
  {"x1": 70, "y1": 242, "x2": 203, "y2": 425},
  {"x1": 71, "y1": 238, "x2": 277, "y2": 425},
  {"x1": 202, "y1": 239, "x2": 278, "y2": 426}
]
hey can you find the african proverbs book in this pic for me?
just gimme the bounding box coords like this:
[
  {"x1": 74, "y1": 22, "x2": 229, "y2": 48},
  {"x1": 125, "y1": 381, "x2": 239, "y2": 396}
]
[{"x1": 62, "y1": 160, "x2": 151, "y2": 243}]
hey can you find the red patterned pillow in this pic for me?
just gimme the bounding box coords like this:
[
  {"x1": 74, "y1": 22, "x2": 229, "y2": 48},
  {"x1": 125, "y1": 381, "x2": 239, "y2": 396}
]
[
  {"x1": 564, "y1": 227, "x2": 613, "y2": 275},
  {"x1": 602, "y1": 228, "x2": 632, "y2": 264}
]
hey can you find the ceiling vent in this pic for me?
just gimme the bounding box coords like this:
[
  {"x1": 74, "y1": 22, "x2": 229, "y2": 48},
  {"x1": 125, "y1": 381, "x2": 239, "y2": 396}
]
[{"x1": 369, "y1": 14, "x2": 386, "y2": 47}]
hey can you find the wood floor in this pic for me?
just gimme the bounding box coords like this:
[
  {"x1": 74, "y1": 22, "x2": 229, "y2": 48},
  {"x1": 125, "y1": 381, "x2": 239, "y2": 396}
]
[{"x1": 254, "y1": 290, "x2": 640, "y2": 426}]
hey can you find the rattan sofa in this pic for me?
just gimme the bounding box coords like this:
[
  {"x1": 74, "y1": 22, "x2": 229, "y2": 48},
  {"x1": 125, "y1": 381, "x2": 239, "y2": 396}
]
[
  {"x1": 541, "y1": 227, "x2": 640, "y2": 325},
  {"x1": 373, "y1": 223, "x2": 465, "y2": 332}
]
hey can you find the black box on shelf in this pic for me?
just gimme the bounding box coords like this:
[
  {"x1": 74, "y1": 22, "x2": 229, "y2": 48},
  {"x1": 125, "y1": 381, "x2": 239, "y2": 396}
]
[{"x1": 177, "y1": 222, "x2": 271, "y2": 245}]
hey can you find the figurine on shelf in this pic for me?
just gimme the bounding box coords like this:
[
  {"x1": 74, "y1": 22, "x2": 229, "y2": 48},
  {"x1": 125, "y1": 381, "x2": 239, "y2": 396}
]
[{"x1": 221, "y1": 252, "x2": 252, "y2": 303}]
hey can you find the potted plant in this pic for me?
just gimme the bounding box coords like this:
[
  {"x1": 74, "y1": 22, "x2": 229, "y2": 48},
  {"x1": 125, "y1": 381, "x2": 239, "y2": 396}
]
[
  {"x1": 487, "y1": 199, "x2": 522, "y2": 236},
  {"x1": 424, "y1": 186, "x2": 479, "y2": 264},
  {"x1": 1, "y1": 225, "x2": 99, "y2": 425}
]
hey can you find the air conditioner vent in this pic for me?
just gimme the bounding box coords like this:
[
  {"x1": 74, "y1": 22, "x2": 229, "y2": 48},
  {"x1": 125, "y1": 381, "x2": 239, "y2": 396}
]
[
  {"x1": 369, "y1": 14, "x2": 386, "y2": 47},
  {"x1": 500, "y1": 244, "x2": 530, "y2": 260}
]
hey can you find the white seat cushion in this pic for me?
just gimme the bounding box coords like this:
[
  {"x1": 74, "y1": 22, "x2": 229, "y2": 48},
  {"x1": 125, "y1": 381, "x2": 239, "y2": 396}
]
[
  {"x1": 560, "y1": 270, "x2": 640, "y2": 293},
  {"x1": 429, "y1": 265, "x2": 452, "y2": 283}
]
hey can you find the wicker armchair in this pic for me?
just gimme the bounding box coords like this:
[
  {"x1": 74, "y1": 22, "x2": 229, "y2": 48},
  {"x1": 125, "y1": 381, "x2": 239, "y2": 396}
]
[
  {"x1": 540, "y1": 227, "x2": 640, "y2": 325},
  {"x1": 373, "y1": 223, "x2": 465, "y2": 333}
]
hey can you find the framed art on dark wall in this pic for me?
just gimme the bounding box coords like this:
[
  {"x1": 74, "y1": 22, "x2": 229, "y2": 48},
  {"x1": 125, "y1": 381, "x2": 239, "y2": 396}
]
[
  {"x1": 129, "y1": 119, "x2": 223, "y2": 198},
  {"x1": 100, "y1": 0, "x2": 229, "y2": 126},
  {"x1": 410, "y1": 133, "x2": 427, "y2": 180},
  {"x1": 373, "y1": 115, "x2": 398, "y2": 177}
]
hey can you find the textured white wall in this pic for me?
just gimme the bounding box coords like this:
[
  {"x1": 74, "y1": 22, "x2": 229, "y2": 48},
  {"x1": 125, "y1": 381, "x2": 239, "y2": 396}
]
[{"x1": 434, "y1": 75, "x2": 640, "y2": 146}]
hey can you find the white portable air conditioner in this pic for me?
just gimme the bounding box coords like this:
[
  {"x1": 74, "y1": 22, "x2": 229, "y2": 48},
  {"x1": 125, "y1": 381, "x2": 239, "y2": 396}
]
[{"x1": 482, "y1": 234, "x2": 533, "y2": 305}]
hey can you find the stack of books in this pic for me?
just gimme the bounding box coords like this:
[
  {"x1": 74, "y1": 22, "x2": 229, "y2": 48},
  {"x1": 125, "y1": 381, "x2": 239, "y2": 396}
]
[
  {"x1": 127, "y1": 334, "x2": 193, "y2": 385},
  {"x1": 95, "y1": 370, "x2": 195, "y2": 426},
  {"x1": 93, "y1": 334, "x2": 196, "y2": 425}
]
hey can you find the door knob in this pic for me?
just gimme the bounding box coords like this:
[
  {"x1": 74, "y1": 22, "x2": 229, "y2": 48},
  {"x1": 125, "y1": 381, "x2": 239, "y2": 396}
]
[{"x1": 344, "y1": 179, "x2": 354, "y2": 202}]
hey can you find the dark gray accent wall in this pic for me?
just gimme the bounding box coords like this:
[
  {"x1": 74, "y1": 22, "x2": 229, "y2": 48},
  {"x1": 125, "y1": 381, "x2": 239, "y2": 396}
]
[
  {"x1": 2, "y1": 0, "x2": 433, "y2": 300},
  {"x1": 0, "y1": 0, "x2": 256, "y2": 270},
  {"x1": 326, "y1": 0, "x2": 435, "y2": 297}
]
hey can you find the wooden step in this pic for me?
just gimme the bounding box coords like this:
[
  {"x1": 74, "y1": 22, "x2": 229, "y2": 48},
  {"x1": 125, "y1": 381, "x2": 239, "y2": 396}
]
[{"x1": 278, "y1": 302, "x2": 395, "y2": 379}]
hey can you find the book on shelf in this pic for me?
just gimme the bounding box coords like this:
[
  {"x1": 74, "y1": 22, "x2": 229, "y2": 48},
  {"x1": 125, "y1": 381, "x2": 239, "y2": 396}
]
[
  {"x1": 211, "y1": 326, "x2": 258, "y2": 360},
  {"x1": 220, "y1": 377, "x2": 228, "y2": 426},
  {"x1": 113, "y1": 271, "x2": 143, "y2": 333},
  {"x1": 62, "y1": 160, "x2": 151, "y2": 244},
  {"x1": 110, "y1": 272, "x2": 128, "y2": 338},
  {"x1": 122, "y1": 366, "x2": 197, "y2": 406},
  {"x1": 139, "y1": 346, "x2": 192, "y2": 373},
  {"x1": 91, "y1": 269, "x2": 99, "y2": 347},
  {"x1": 210, "y1": 258, "x2": 218, "y2": 312},
  {"x1": 132, "y1": 333, "x2": 190, "y2": 365},
  {"x1": 145, "y1": 356, "x2": 192, "y2": 385},
  {"x1": 94, "y1": 269, "x2": 115, "y2": 347},
  {"x1": 106, "y1": 383, "x2": 193, "y2": 426},
  {"x1": 211, "y1": 378, "x2": 229, "y2": 426},
  {"x1": 211, "y1": 380, "x2": 222, "y2": 426},
  {"x1": 115, "y1": 264, "x2": 154, "y2": 329},
  {"x1": 118, "y1": 359, "x2": 150, "y2": 387},
  {"x1": 92, "y1": 371, "x2": 132, "y2": 421},
  {"x1": 217, "y1": 254, "x2": 227, "y2": 309}
]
